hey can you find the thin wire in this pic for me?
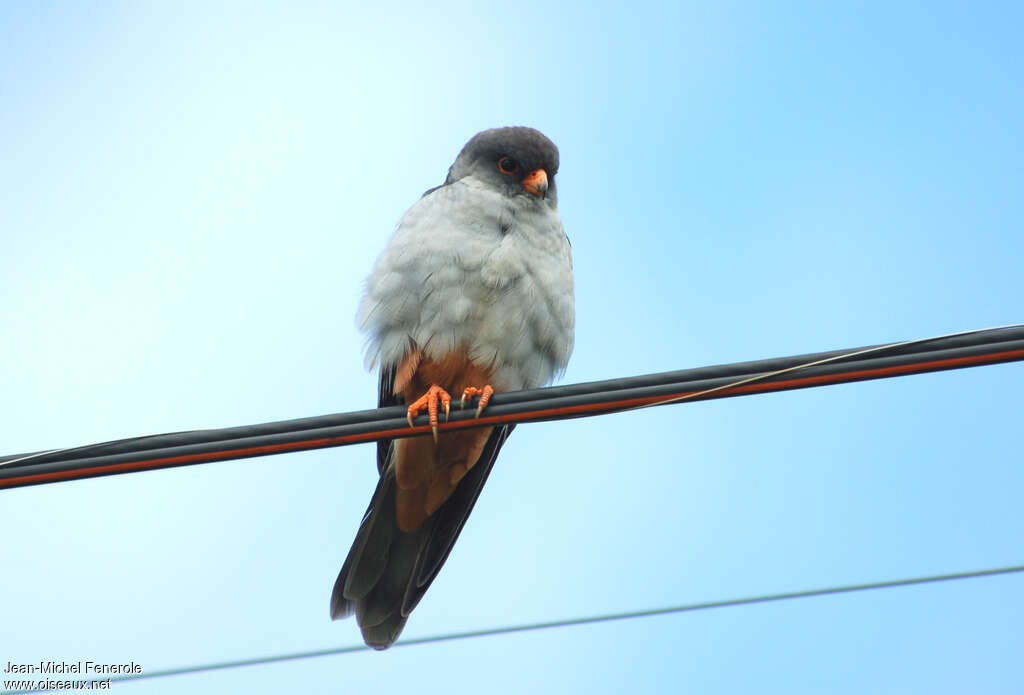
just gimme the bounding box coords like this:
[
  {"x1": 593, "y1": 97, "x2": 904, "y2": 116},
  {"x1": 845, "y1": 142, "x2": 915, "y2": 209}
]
[
  {"x1": 0, "y1": 448, "x2": 68, "y2": 468},
  {"x1": 2, "y1": 564, "x2": 1015, "y2": 693}
]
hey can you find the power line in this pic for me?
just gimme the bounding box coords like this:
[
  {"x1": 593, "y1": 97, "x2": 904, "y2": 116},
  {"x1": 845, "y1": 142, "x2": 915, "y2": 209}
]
[
  {"x1": 1, "y1": 324, "x2": 1021, "y2": 490},
  {"x1": 3, "y1": 564, "x2": 1019, "y2": 693}
]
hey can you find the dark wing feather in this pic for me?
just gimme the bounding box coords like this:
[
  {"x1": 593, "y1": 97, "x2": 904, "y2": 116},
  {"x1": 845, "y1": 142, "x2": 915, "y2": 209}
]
[{"x1": 375, "y1": 362, "x2": 398, "y2": 474}]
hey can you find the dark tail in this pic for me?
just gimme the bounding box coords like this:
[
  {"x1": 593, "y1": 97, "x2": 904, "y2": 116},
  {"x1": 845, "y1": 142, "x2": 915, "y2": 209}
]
[{"x1": 330, "y1": 424, "x2": 515, "y2": 649}]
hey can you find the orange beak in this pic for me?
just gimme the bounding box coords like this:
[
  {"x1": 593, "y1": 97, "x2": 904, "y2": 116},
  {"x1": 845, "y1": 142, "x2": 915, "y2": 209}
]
[{"x1": 521, "y1": 168, "x2": 549, "y2": 198}]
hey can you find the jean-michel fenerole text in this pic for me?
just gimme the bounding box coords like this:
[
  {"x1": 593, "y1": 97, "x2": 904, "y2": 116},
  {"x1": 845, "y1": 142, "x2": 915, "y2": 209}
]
[{"x1": 4, "y1": 661, "x2": 142, "y2": 675}]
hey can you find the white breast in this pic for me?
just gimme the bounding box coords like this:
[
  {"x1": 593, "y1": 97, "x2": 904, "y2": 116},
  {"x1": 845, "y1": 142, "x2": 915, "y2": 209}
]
[{"x1": 358, "y1": 176, "x2": 575, "y2": 391}]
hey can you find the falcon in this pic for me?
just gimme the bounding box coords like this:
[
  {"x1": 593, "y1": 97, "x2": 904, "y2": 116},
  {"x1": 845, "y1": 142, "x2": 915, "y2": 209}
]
[{"x1": 330, "y1": 127, "x2": 575, "y2": 649}]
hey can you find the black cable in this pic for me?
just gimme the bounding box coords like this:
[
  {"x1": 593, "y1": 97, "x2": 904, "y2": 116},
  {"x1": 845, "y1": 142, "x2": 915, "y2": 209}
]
[{"x1": 1, "y1": 324, "x2": 1021, "y2": 490}]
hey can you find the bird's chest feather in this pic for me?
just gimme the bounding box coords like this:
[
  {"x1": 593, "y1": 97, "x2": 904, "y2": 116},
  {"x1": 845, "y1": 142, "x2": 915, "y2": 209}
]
[{"x1": 359, "y1": 180, "x2": 575, "y2": 390}]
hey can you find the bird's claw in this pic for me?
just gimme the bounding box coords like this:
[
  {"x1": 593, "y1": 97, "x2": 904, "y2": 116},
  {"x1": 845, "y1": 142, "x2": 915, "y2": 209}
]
[
  {"x1": 460, "y1": 385, "x2": 494, "y2": 418},
  {"x1": 407, "y1": 385, "x2": 451, "y2": 442}
]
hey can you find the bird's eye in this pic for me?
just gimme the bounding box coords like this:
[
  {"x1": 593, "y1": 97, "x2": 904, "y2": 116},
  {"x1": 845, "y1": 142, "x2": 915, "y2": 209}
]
[{"x1": 497, "y1": 156, "x2": 519, "y2": 175}]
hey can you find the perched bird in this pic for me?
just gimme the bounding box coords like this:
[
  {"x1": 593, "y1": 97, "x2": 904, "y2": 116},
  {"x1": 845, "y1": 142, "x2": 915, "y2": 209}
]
[{"x1": 330, "y1": 127, "x2": 575, "y2": 649}]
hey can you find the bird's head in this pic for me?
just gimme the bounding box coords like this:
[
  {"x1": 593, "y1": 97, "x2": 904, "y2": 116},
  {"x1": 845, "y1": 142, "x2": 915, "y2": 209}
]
[{"x1": 445, "y1": 126, "x2": 559, "y2": 204}]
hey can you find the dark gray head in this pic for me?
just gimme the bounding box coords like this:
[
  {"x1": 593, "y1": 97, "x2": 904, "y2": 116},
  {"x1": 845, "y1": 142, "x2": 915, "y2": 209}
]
[{"x1": 444, "y1": 126, "x2": 560, "y2": 204}]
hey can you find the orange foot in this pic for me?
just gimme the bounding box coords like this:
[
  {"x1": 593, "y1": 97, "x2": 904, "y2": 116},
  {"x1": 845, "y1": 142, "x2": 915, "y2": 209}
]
[
  {"x1": 407, "y1": 385, "x2": 451, "y2": 442},
  {"x1": 460, "y1": 385, "x2": 494, "y2": 418}
]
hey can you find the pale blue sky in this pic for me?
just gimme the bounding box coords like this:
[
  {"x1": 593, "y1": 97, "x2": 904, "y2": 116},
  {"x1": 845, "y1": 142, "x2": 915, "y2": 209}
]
[{"x1": 2, "y1": 2, "x2": 1022, "y2": 693}]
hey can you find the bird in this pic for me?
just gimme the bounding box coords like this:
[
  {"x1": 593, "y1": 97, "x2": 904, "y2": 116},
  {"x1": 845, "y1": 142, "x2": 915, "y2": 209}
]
[{"x1": 330, "y1": 126, "x2": 575, "y2": 649}]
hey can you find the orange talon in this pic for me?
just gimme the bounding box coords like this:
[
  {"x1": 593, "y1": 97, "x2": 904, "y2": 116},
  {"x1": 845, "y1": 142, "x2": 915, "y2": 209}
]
[
  {"x1": 460, "y1": 384, "x2": 494, "y2": 418},
  {"x1": 406, "y1": 385, "x2": 451, "y2": 442}
]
